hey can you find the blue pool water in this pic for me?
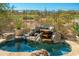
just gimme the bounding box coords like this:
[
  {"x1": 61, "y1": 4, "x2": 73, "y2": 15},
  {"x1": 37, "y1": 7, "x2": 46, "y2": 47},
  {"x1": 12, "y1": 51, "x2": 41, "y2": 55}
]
[{"x1": 0, "y1": 39, "x2": 71, "y2": 56}]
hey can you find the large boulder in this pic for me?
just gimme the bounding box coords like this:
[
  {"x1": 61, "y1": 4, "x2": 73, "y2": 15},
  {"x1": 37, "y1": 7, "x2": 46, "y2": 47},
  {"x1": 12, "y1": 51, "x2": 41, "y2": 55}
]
[
  {"x1": 52, "y1": 32, "x2": 63, "y2": 43},
  {"x1": 14, "y1": 28, "x2": 26, "y2": 40},
  {"x1": 3, "y1": 33, "x2": 14, "y2": 40},
  {"x1": 15, "y1": 29, "x2": 24, "y2": 36},
  {"x1": 64, "y1": 29, "x2": 76, "y2": 41},
  {"x1": 31, "y1": 49, "x2": 49, "y2": 56}
]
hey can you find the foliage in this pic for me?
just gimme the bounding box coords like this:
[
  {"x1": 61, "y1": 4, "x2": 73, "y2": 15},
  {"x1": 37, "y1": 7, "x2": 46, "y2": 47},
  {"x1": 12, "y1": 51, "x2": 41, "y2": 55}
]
[
  {"x1": 73, "y1": 23, "x2": 79, "y2": 35},
  {"x1": 0, "y1": 3, "x2": 13, "y2": 32},
  {"x1": 15, "y1": 16, "x2": 22, "y2": 29},
  {"x1": 0, "y1": 3, "x2": 79, "y2": 34}
]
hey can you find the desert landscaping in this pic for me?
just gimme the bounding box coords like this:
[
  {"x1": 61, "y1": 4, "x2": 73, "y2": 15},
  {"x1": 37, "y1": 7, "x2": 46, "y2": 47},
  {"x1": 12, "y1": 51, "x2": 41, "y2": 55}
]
[{"x1": 0, "y1": 3, "x2": 79, "y2": 56}]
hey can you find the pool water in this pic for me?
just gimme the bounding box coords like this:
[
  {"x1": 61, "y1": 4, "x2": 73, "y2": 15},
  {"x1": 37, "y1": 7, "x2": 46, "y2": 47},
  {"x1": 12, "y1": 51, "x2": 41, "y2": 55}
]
[{"x1": 0, "y1": 39, "x2": 71, "y2": 56}]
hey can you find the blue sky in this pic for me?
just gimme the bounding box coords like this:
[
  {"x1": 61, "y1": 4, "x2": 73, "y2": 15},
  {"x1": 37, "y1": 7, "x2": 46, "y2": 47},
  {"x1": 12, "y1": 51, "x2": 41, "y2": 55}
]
[{"x1": 10, "y1": 3, "x2": 79, "y2": 11}]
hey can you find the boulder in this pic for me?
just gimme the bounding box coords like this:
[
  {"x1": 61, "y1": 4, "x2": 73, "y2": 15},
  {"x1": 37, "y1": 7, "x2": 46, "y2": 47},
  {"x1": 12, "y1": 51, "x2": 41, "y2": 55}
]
[
  {"x1": 15, "y1": 29, "x2": 24, "y2": 36},
  {"x1": 64, "y1": 29, "x2": 76, "y2": 41},
  {"x1": 52, "y1": 32, "x2": 62, "y2": 43},
  {"x1": 31, "y1": 49, "x2": 49, "y2": 56},
  {"x1": 3, "y1": 33, "x2": 14, "y2": 40}
]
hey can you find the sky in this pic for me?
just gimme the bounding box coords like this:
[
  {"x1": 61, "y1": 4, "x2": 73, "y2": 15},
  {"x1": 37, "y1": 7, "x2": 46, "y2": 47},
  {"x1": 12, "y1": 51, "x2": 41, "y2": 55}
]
[{"x1": 10, "y1": 3, "x2": 79, "y2": 11}]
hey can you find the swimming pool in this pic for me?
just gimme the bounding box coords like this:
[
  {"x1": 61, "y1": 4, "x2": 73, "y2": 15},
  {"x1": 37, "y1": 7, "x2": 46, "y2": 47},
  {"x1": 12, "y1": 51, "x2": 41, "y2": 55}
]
[{"x1": 0, "y1": 39, "x2": 71, "y2": 56}]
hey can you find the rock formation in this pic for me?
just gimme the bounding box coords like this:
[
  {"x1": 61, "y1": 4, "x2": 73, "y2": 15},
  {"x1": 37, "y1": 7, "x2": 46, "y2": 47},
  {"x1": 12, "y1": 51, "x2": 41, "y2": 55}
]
[{"x1": 31, "y1": 49, "x2": 49, "y2": 56}]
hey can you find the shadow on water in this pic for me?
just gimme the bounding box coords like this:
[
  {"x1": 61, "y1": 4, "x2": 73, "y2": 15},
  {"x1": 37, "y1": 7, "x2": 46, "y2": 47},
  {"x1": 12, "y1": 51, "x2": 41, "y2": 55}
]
[{"x1": 0, "y1": 39, "x2": 72, "y2": 56}]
